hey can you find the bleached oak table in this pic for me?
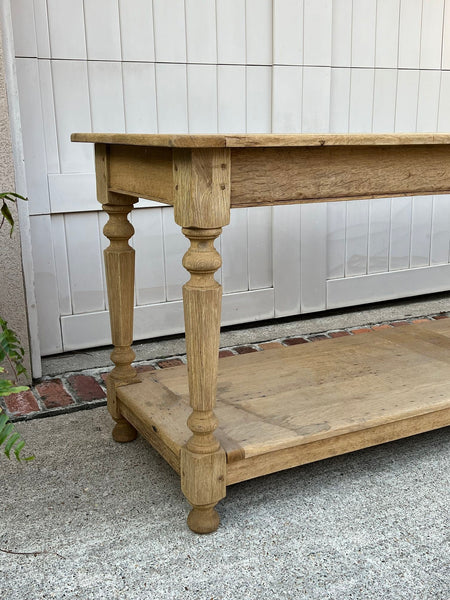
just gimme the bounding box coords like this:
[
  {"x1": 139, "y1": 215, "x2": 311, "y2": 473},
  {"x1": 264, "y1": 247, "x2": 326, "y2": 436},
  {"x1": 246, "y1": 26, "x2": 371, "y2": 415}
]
[{"x1": 72, "y1": 133, "x2": 450, "y2": 534}]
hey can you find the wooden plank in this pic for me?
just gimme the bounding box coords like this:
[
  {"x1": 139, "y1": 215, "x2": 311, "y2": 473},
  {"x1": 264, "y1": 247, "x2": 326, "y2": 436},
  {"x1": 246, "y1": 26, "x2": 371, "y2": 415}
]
[
  {"x1": 46, "y1": 0, "x2": 86, "y2": 59},
  {"x1": 331, "y1": 0, "x2": 352, "y2": 67},
  {"x1": 155, "y1": 64, "x2": 188, "y2": 134},
  {"x1": 345, "y1": 200, "x2": 369, "y2": 277},
  {"x1": 271, "y1": 66, "x2": 302, "y2": 133},
  {"x1": 303, "y1": 0, "x2": 332, "y2": 66},
  {"x1": 351, "y1": 0, "x2": 376, "y2": 67},
  {"x1": 398, "y1": 0, "x2": 422, "y2": 69},
  {"x1": 10, "y1": 0, "x2": 37, "y2": 57},
  {"x1": 246, "y1": 0, "x2": 272, "y2": 65},
  {"x1": 88, "y1": 61, "x2": 125, "y2": 133},
  {"x1": 217, "y1": 66, "x2": 246, "y2": 133},
  {"x1": 272, "y1": 0, "x2": 303, "y2": 65},
  {"x1": 187, "y1": 65, "x2": 218, "y2": 134},
  {"x1": 119, "y1": 0, "x2": 154, "y2": 62},
  {"x1": 122, "y1": 62, "x2": 157, "y2": 134},
  {"x1": 152, "y1": 0, "x2": 186, "y2": 62},
  {"x1": 216, "y1": 0, "x2": 246, "y2": 64},
  {"x1": 246, "y1": 66, "x2": 272, "y2": 133},
  {"x1": 375, "y1": 0, "x2": 400, "y2": 68},
  {"x1": 420, "y1": 0, "x2": 445, "y2": 70},
  {"x1": 83, "y1": 0, "x2": 121, "y2": 60},
  {"x1": 229, "y1": 144, "x2": 450, "y2": 207},
  {"x1": 185, "y1": 0, "x2": 217, "y2": 63}
]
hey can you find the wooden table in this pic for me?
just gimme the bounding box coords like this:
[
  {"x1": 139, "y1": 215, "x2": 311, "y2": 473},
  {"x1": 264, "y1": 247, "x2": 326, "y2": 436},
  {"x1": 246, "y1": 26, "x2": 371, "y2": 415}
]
[{"x1": 72, "y1": 133, "x2": 450, "y2": 534}]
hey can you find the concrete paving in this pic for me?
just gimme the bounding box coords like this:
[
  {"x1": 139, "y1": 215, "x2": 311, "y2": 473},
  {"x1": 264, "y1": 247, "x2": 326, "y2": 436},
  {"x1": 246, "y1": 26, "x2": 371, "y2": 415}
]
[{"x1": 2, "y1": 408, "x2": 449, "y2": 599}]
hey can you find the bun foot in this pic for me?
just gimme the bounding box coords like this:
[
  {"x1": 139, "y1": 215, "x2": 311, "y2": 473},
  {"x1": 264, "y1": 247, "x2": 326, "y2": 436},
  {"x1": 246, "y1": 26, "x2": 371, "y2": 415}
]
[
  {"x1": 112, "y1": 418, "x2": 137, "y2": 443},
  {"x1": 187, "y1": 504, "x2": 220, "y2": 534}
]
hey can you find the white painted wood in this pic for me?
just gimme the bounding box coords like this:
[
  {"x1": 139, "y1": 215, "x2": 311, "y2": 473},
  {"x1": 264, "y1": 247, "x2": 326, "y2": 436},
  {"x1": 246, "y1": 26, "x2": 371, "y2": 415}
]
[
  {"x1": 420, "y1": 0, "x2": 445, "y2": 69},
  {"x1": 246, "y1": 0, "x2": 272, "y2": 65},
  {"x1": 15, "y1": 58, "x2": 50, "y2": 215},
  {"x1": 217, "y1": 66, "x2": 246, "y2": 133},
  {"x1": 29, "y1": 215, "x2": 62, "y2": 355},
  {"x1": 302, "y1": 67, "x2": 331, "y2": 133},
  {"x1": 131, "y1": 208, "x2": 166, "y2": 306},
  {"x1": 375, "y1": 0, "x2": 400, "y2": 68},
  {"x1": 185, "y1": 0, "x2": 217, "y2": 63},
  {"x1": 331, "y1": 0, "x2": 352, "y2": 67},
  {"x1": 372, "y1": 69, "x2": 397, "y2": 133},
  {"x1": 155, "y1": 64, "x2": 188, "y2": 134},
  {"x1": 410, "y1": 197, "x2": 433, "y2": 268},
  {"x1": 329, "y1": 68, "x2": 351, "y2": 132},
  {"x1": 52, "y1": 60, "x2": 93, "y2": 173},
  {"x1": 119, "y1": 0, "x2": 155, "y2": 62},
  {"x1": 398, "y1": 0, "x2": 422, "y2": 69},
  {"x1": 88, "y1": 61, "x2": 125, "y2": 133},
  {"x1": 10, "y1": 0, "x2": 37, "y2": 57},
  {"x1": 273, "y1": 204, "x2": 301, "y2": 316},
  {"x1": 438, "y1": 71, "x2": 450, "y2": 131},
  {"x1": 162, "y1": 207, "x2": 189, "y2": 301},
  {"x1": 351, "y1": 0, "x2": 376, "y2": 67},
  {"x1": 443, "y1": 0, "x2": 450, "y2": 68},
  {"x1": 328, "y1": 263, "x2": 450, "y2": 309},
  {"x1": 389, "y1": 197, "x2": 412, "y2": 271},
  {"x1": 152, "y1": 0, "x2": 186, "y2": 63},
  {"x1": 272, "y1": 66, "x2": 302, "y2": 132},
  {"x1": 51, "y1": 214, "x2": 72, "y2": 316},
  {"x1": 430, "y1": 196, "x2": 450, "y2": 265},
  {"x1": 327, "y1": 202, "x2": 346, "y2": 279},
  {"x1": 46, "y1": 0, "x2": 86, "y2": 59},
  {"x1": 395, "y1": 70, "x2": 420, "y2": 132},
  {"x1": 216, "y1": 0, "x2": 246, "y2": 64},
  {"x1": 83, "y1": 0, "x2": 121, "y2": 61},
  {"x1": 61, "y1": 289, "x2": 275, "y2": 351},
  {"x1": 222, "y1": 209, "x2": 249, "y2": 293},
  {"x1": 303, "y1": 0, "x2": 332, "y2": 66},
  {"x1": 273, "y1": 0, "x2": 304, "y2": 65},
  {"x1": 368, "y1": 198, "x2": 391, "y2": 274},
  {"x1": 349, "y1": 68, "x2": 374, "y2": 132},
  {"x1": 416, "y1": 70, "x2": 441, "y2": 132},
  {"x1": 345, "y1": 200, "x2": 369, "y2": 277},
  {"x1": 300, "y1": 203, "x2": 327, "y2": 312},
  {"x1": 248, "y1": 207, "x2": 273, "y2": 290},
  {"x1": 246, "y1": 66, "x2": 272, "y2": 133},
  {"x1": 122, "y1": 62, "x2": 158, "y2": 134},
  {"x1": 64, "y1": 213, "x2": 105, "y2": 314},
  {"x1": 187, "y1": 65, "x2": 218, "y2": 134},
  {"x1": 38, "y1": 60, "x2": 59, "y2": 174},
  {"x1": 48, "y1": 174, "x2": 96, "y2": 213},
  {"x1": 33, "y1": 0, "x2": 51, "y2": 58}
]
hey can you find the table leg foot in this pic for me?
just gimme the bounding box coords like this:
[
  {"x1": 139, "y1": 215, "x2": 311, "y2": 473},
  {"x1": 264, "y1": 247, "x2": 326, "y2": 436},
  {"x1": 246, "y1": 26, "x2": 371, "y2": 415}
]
[
  {"x1": 112, "y1": 418, "x2": 137, "y2": 443},
  {"x1": 187, "y1": 504, "x2": 220, "y2": 534}
]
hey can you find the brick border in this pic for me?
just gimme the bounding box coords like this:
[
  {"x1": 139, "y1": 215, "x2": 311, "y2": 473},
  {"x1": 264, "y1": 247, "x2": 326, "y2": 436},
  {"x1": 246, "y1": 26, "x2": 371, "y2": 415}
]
[{"x1": 1, "y1": 313, "x2": 448, "y2": 422}]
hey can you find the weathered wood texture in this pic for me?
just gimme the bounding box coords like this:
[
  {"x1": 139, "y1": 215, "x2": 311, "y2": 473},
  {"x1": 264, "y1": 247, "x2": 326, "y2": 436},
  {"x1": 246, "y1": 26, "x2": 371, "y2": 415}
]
[{"x1": 116, "y1": 319, "x2": 450, "y2": 486}]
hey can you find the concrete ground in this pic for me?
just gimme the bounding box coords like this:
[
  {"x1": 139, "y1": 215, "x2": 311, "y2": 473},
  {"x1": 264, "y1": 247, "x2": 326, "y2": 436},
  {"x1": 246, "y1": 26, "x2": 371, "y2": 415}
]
[{"x1": 2, "y1": 293, "x2": 450, "y2": 599}]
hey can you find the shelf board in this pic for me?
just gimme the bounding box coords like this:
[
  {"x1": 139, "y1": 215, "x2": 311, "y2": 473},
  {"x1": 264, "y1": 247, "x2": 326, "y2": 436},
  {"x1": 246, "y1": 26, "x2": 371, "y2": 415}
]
[{"x1": 117, "y1": 319, "x2": 450, "y2": 485}]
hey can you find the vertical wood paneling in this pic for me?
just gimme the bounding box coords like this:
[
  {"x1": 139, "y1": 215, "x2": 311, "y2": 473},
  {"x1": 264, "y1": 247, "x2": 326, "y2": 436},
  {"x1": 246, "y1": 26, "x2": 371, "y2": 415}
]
[
  {"x1": 420, "y1": 0, "x2": 445, "y2": 69},
  {"x1": 46, "y1": 0, "x2": 86, "y2": 59},
  {"x1": 395, "y1": 70, "x2": 420, "y2": 132},
  {"x1": 64, "y1": 213, "x2": 105, "y2": 313},
  {"x1": 152, "y1": 0, "x2": 186, "y2": 63},
  {"x1": 38, "y1": 60, "x2": 59, "y2": 173},
  {"x1": 123, "y1": 63, "x2": 158, "y2": 134},
  {"x1": 351, "y1": 0, "x2": 376, "y2": 67},
  {"x1": 416, "y1": 70, "x2": 441, "y2": 132},
  {"x1": 430, "y1": 197, "x2": 450, "y2": 265},
  {"x1": 331, "y1": 0, "x2": 352, "y2": 67},
  {"x1": 389, "y1": 198, "x2": 412, "y2": 271},
  {"x1": 300, "y1": 203, "x2": 327, "y2": 311},
  {"x1": 185, "y1": 0, "x2": 217, "y2": 63},
  {"x1": 30, "y1": 215, "x2": 63, "y2": 354},
  {"x1": 273, "y1": 0, "x2": 304, "y2": 65},
  {"x1": 438, "y1": 71, "x2": 450, "y2": 131},
  {"x1": 246, "y1": 66, "x2": 272, "y2": 133},
  {"x1": 83, "y1": 0, "x2": 121, "y2": 60},
  {"x1": 15, "y1": 58, "x2": 50, "y2": 215},
  {"x1": 302, "y1": 67, "x2": 331, "y2": 133},
  {"x1": 52, "y1": 60, "x2": 93, "y2": 173},
  {"x1": 88, "y1": 62, "x2": 125, "y2": 133},
  {"x1": 218, "y1": 66, "x2": 246, "y2": 133},
  {"x1": 375, "y1": 0, "x2": 400, "y2": 68},
  {"x1": 349, "y1": 69, "x2": 374, "y2": 132},
  {"x1": 345, "y1": 200, "x2": 369, "y2": 277},
  {"x1": 33, "y1": 0, "x2": 51, "y2": 58},
  {"x1": 329, "y1": 68, "x2": 350, "y2": 132},
  {"x1": 303, "y1": 0, "x2": 332, "y2": 66},
  {"x1": 398, "y1": 0, "x2": 422, "y2": 69},
  {"x1": 368, "y1": 199, "x2": 391, "y2": 274},
  {"x1": 131, "y1": 208, "x2": 166, "y2": 305},
  {"x1": 119, "y1": 0, "x2": 155, "y2": 62},
  {"x1": 410, "y1": 197, "x2": 432, "y2": 268},
  {"x1": 372, "y1": 69, "x2": 397, "y2": 133},
  {"x1": 162, "y1": 207, "x2": 189, "y2": 301},
  {"x1": 272, "y1": 66, "x2": 302, "y2": 132},
  {"x1": 248, "y1": 207, "x2": 273, "y2": 290},
  {"x1": 273, "y1": 205, "x2": 301, "y2": 316},
  {"x1": 327, "y1": 203, "x2": 346, "y2": 279},
  {"x1": 443, "y1": 0, "x2": 450, "y2": 68},
  {"x1": 187, "y1": 65, "x2": 218, "y2": 133},
  {"x1": 155, "y1": 64, "x2": 188, "y2": 133},
  {"x1": 11, "y1": 0, "x2": 37, "y2": 57},
  {"x1": 246, "y1": 0, "x2": 272, "y2": 64},
  {"x1": 216, "y1": 0, "x2": 246, "y2": 64},
  {"x1": 222, "y1": 209, "x2": 249, "y2": 293},
  {"x1": 51, "y1": 215, "x2": 72, "y2": 315}
]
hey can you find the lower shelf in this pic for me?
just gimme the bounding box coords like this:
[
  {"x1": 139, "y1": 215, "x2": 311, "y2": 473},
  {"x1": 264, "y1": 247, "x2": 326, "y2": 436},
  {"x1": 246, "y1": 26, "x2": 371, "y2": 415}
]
[{"x1": 117, "y1": 319, "x2": 450, "y2": 485}]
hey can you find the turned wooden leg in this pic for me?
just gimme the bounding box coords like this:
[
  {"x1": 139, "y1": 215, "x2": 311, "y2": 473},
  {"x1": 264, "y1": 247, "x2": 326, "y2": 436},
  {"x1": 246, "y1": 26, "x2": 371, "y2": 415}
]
[
  {"x1": 102, "y1": 194, "x2": 140, "y2": 443},
  {"x1": 180, "y1": 227, "x2": 226, "y2": 533}
]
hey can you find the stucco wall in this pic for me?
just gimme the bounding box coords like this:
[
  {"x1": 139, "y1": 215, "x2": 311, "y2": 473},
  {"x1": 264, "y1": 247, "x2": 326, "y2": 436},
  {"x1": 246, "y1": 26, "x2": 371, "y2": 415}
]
[{"x1": 0, "y1": 26, "x2": 31, "y2": 382}]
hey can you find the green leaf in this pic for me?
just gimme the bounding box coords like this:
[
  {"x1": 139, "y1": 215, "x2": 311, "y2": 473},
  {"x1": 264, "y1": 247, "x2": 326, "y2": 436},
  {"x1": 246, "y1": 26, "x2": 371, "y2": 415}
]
[
  {"x1": 1, "y1": 201, "x2": 14, "y2": 236},
  {"x1": 4, "y1": 432, "x2": 20, "y2": 458},
  {"x1": 0, "y1": 422, "x2": 14, "y2": 446}
]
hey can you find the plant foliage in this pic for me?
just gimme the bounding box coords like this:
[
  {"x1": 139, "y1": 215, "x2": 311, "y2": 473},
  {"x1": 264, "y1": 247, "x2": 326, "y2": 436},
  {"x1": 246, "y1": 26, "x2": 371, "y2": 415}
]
[{"x1": 0, "y1": 192, "x2": 27, "y2": 236}]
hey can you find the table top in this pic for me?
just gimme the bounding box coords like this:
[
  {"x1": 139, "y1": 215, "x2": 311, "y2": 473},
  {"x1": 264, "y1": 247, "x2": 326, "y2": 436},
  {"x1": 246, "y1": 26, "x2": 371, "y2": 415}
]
[{"x1": 71, "y1": 132, "x2": 450, "y2": 148}]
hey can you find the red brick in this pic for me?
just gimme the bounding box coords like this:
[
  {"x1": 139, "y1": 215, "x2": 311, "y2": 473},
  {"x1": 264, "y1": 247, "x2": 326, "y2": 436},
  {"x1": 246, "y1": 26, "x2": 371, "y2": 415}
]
[
  {"x1": 350, "y1": 328, "x2": 372, "y2": 334},
  {"x1": 67, "y1": 374, "x2": 106, "y2": 402},
  {"x1": 5, "y1": 390, "x2": 40, "y2": 416},
  {"x1": 135, "y1": 364, "x2": 156, "y2": 373},
  {"x1": 412, "y1": 319, "x2": 430, "y2": 324},
  {"x1": 371, "y1": 324, "x2": 392, "y2": 330},
  {"x1": 260, "y1": 341, "x2": 284, "y2": 350},
  {"x1": 308, "y1": 334, "x2": 329, "y2": 342},
  {"x1": 283, "y1": 337, "x2": 308, "y2": 346},
  {"x1": 433, "y1": 314, "x2": 448, "y2": 320},
  {"x1": 157, "y1": 358, "x2": 184, "y2": 369},
  {"x1": 35, "y1": 379, "x2": 73, "y2": 409},
  {"x1": 328, "y1": 331, "x2": 350, "y2": 338},
  {"x1": 219, "y1": 349, "x2": 234, "y2": 358},
  {"x1": 390, "y1": 321, "x2": 409, "y2": 327},
  {"x1": 234, "y1": 345, "x2": 258, "y2": 354}
]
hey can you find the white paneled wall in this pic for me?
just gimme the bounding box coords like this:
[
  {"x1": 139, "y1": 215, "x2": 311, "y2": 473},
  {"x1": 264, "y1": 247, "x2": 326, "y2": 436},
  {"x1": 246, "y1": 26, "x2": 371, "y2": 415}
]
[{"x1": 10, "y1": 0, "x2": 450, "y2": 358}]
